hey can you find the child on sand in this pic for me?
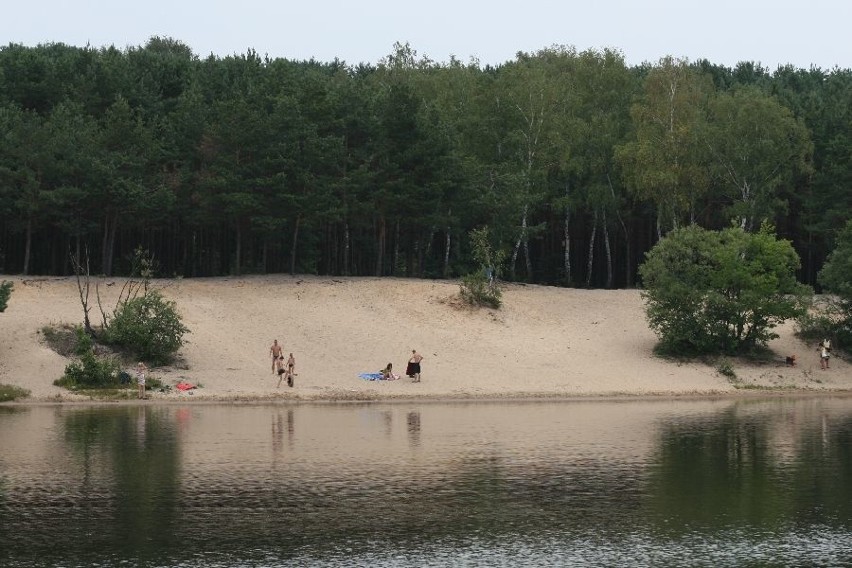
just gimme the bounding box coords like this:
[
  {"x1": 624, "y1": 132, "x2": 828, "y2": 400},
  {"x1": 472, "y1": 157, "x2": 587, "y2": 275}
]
[
  {"x1": 381, "y1": 363, "x2": 399, "y2": 380},
  {"x1": 136, "y1": 362, "x2": 148, "y2": 399},
  {"x1": 819, "y1": 339, "x2": 832, "y2": 370}
]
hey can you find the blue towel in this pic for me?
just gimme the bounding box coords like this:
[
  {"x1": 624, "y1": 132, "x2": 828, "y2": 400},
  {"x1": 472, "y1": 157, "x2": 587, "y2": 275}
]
[{"x1": 359, "y1": 373, "x2": 384, "y2": 381}]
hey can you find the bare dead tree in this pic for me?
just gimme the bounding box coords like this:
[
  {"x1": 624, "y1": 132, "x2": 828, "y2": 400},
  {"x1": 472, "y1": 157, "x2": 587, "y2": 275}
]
[{"x1": 69, "y1": 249, "x2": 95, "y2": 337}]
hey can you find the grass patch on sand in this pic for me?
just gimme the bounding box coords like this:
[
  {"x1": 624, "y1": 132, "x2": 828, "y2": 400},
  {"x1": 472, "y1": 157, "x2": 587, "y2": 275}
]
[{"x1": 0, "y1": 384, "x2": 30, "y2": 402}]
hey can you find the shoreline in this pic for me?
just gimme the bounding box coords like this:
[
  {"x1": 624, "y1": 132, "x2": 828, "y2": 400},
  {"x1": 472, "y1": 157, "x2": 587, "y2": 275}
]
[
  {"x1": 1, "y1": 274, "x2": 849, "y2": 403},
  {"x1": 8, "y1": 387, "x2": 852, "y2": 407}
]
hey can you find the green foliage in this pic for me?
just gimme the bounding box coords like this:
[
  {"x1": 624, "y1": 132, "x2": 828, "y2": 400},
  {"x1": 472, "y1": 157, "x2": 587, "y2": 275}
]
[
  {"x1": 459, "y1": 227, "x2": 505, "y2": 308},
  {"x1": 806, "y1": 219, "x2": 852, "y2": 349},
  {"x1": 704, "y1": 86, "x2": 812, "y2": 231},
  {"x1": 714, "y1": 358, "x2": 737, "y2": 381},
  {"x1": 54, "y1": 327, "x2": 122, "y2": 389},
  {"x1": 102, "y1": 290, "x2": 189, "y2": 365},
  {"x1": 795, "y1": 306, "x2": 846, "y2": 350},
  {"x1": 0, "y1": 383, "x2": 29, "y2": 402},
  {"x1": 819, "y1": 220, "x2": 852, "y2": 301},
  {"x1": 0, "y1": 281, "x2": 11, "y2": 312},
  {"x1": 616, "y1": 57, "x2": 713, "y2": 232},
  {"x1": 0, "y1": 42, "x2": 847, "y2": 291},
  {"x1": 639, "y1": 224, "x2": 811, "y2": 355},
  {"x1": 460, "y1": 273, "x2": 502, "y2": 309}
]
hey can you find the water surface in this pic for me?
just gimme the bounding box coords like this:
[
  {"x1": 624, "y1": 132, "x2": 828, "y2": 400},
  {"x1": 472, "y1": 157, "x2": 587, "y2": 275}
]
[{"x1": 1, "y1": 397, "x2": 851, "y2": 566}]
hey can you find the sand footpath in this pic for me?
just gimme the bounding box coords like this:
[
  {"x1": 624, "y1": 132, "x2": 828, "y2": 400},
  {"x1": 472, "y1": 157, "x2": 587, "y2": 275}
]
[{"x1": 0, "y1": 274, "x2": 848, "y2": 402}]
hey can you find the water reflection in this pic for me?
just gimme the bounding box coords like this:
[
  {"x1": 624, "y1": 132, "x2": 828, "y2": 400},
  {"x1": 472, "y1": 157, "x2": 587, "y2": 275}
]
[
  {"x1": 407, "y1": 411, "x2": 421, "y2": 448},
  {"x1": 0, "y1": 397, "x2": 851, "y2": 566},
  {"x1": 648, "y1": 400, "x2": 852, "y2": 533}
]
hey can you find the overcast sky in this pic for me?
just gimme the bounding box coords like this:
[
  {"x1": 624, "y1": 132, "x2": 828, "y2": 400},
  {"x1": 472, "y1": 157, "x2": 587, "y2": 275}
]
[{"x1": 3, "y1": 0, "x2": 850, "y2": 70}]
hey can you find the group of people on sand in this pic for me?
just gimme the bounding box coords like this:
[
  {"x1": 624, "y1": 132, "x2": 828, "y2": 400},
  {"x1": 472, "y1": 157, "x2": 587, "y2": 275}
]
[
  {"x1": 269, "y1": 339, "x2": 296, "y2": 388},
  {"x1": 380, "y1": 350, "x2": 424, "y2": 382}
]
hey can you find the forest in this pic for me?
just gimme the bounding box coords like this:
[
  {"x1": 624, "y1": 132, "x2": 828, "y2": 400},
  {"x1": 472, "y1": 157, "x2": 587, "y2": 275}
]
[{"x1": 0, "y1": 37, "x2": 849, "y2": 288}]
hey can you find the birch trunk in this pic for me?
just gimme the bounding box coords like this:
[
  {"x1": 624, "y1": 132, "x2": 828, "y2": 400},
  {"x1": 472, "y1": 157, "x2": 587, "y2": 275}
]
[
  {"x1": 523, "y1": 222, "x2": 532, "y2": 281},
  {"x1": 443, "y1": 230, "x2": 451, "y2": 279},
  {"x1": 23, "y1": 217, "x2": 32, "y2": 275},
  {"x1": 511, "y1": 204, "x2": 529, "y2": 281},
  {"x1": 393, "y1": 219, "x2": 400, "y2": 275},
  {"x1": 603, "y1": 211, "x2": 613, "y2": 289},
  {"x1": 343, "y1": 220, "x2": 350, "y2": 276},
  {"x1": 563, "y1": 184, "x2": 571, "y2": 284},
  {"x1": 102, "y1": 212, "x2": 118, "y2": 277},
  {"x1": 234, "y1": 222, "x2": 242, "y2": 276},
  {"x1": 586, "y1": 210, "x2": 598, "y2": 288},
  {"x1": 375, "y1": 216, "x2": 386, "y2": 277},
  {"x1": 607, "y1": 174, "x2": 632, "y2": 287},
  {"x1": 290, "y1": 214, "x2": 301, "y2": 276}
]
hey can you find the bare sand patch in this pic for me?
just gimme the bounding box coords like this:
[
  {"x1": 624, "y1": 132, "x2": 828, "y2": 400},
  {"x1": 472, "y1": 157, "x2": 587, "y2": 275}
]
[{"x1": 0, "y1": 275, "x2": 848, "y2": 402}]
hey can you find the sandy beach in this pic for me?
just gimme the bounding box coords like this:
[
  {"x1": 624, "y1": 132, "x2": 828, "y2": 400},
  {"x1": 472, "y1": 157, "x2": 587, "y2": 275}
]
[{"x1": 0, "y1": 274, "x2": 848, "y2": 402}]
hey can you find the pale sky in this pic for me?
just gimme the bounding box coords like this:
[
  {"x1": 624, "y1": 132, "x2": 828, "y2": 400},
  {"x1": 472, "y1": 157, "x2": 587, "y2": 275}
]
[{"x1": 3, "y1": 0, "x2": 850, "y2": 70}]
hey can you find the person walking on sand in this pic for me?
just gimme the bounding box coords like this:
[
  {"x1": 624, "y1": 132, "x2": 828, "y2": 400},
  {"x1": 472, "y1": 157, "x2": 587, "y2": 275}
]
[
  {"x1": 275, "y1": 356, "x2": 287, "y2": 388},
  {"x1": 819, "y1": 339, "x2": 832, "y2": 370},
  {"x1": 270, "y1": 340, "x2": 283, "y2": 373},
  {"x1": 136, "y1": 362, "x2": 148, "y2": 399},
  {"x1": 406, "y1": 349, "x2": 424, "y2": 382}
]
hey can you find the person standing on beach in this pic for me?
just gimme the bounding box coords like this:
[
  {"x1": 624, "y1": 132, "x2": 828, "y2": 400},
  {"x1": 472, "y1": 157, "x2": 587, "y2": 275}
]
[
  {"x1": 270, "y1": 340, "x2": 283, "y2": 373},
  {"x1": 406, "y1": 350, "x2": 423, "y2": 382},
  {"x1": 284, "y1": 353, "x2": 296, "y2": 387},
  {"x1": 819, "y1": 339, "x2": 831, "y2": 370},
  {"x1": 136, "y1": 362, "x2": 148, "y2": 399}
]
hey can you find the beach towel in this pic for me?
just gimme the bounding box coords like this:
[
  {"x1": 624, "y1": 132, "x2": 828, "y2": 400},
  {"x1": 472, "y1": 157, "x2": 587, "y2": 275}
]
[
  {"x1": 359, "y1": 373, "x2": 384, "y2": 381},
  {"x1": 176, "y1": 381, "x2": 196, "y2": 391}
]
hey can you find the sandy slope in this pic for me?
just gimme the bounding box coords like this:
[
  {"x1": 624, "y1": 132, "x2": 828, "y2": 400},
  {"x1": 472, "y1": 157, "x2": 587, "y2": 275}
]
[{"x1": 0, "y1": 274, "x2": 848, "y2": 402}]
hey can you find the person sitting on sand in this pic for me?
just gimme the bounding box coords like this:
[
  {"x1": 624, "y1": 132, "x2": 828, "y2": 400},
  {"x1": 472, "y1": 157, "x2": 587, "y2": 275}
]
[{"x1": 381, "y1": 363, "x2": 399, "y2": 380}]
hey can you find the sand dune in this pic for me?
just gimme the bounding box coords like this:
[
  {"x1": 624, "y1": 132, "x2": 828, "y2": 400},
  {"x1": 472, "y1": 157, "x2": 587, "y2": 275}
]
[{"x1": 0, "y1": 274, "x2": 848, "y2": 401}]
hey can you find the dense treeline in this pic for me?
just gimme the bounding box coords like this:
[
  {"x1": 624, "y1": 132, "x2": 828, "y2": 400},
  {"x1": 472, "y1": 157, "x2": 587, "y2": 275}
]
[{"x1": 0, "y1": 38, "x2": 849, "y2": 287}]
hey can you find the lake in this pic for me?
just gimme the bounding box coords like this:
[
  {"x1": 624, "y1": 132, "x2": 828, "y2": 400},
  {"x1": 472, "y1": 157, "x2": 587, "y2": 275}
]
[{"x1": 1, "y1": 397, "x2": 851, "y2": 567}]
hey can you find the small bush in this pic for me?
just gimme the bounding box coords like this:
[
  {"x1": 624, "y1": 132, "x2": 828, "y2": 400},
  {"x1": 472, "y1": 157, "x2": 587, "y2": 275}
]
[
  {"x1": 640, "y1": 225, "x2": 810, "y2": 355},
  {"x1": 103, "y1": 290, "x2": 189, "y2": 365},
  {"x1": 460, "y1": 273, "x2": 502, "y2": 309},
  {"x1": 51, "y1": 326, "x2": 121, "y2": 389},
  {"x1": 55, "y1": 350, "x2": 122, "y2": 389},
  {"x1": 459, "y1": 226, "x2": 505, "y2": 309},
  {"x1": 41, "y1": 324, "x2": 80, "y2": 357},
  {"x1": 0, "y1": 383, "x2": 29, "y2": 402},
  {"x1": 796, "y1": 297, "x2": 851, "y2": 355},
  {"x1": 715, "y1": 358, "x2": 737, "y2": 381},
  {"x1": 0, "y1": 281, "x2": 12, "y2": 313}
]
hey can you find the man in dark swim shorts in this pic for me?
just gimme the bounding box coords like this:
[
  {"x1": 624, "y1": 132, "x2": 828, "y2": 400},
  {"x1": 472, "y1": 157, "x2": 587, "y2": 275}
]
[
  {"x1": 270, "y1": 340, "x2": 283, "y2": 373},
  {"x1": 406, "y1": 349, "x2": 423, "y2": 382}
]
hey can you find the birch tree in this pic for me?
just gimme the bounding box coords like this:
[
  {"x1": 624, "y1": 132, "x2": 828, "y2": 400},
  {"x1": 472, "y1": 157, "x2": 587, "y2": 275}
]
[
  {"x1": 497, "y1": 47, "x2": 574, "y2": 281},
  {"x1": 617, "y1": 57, "x2": 713, "y2": 239},
  {"x1": 703, "y1": 86, "x2": 812, "y2": 232}
]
